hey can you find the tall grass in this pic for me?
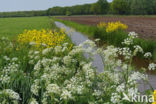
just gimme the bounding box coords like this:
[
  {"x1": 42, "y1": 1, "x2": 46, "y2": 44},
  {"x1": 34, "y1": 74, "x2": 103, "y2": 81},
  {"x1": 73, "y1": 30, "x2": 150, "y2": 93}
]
[
  {"x1": 55, "y1": 18, "x2": 156, "y2": 60},
  {"x1": 55, "y1": 18, "x2": 97, "y2": 38}
]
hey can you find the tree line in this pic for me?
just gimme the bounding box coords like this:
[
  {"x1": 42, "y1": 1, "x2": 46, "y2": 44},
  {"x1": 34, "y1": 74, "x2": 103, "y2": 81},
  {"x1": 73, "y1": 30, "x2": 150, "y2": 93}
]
[
  {"x1": 0, "y1": 10, "x2": 47, "y2": 18},
  {"x1": 0, "y1": 0, "x2": 156, "y2": 18}
]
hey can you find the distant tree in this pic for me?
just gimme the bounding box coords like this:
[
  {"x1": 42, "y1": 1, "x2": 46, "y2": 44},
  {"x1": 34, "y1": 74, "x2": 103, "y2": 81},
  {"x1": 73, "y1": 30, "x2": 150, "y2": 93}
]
[
  {"x1": 153, "y1": 0, "x2": 156, "y2": 14},
  {"x1": 0, "y1": 0, "x2": 156, "y2": 18},
  {"x1": 91, "y1": 3, "x2": 101, "y2": 14},
  {"x1": 111, "y1": 0, "x2": 129, "y2": 14},
  {"x1": 91, "y1": 0, "x2": 109, "y2": 14},
  {"x1": 97, "y1": 0, "x2": 109, "y2": 14},
  {"x1": 145, "y1": 0, "x2": 156, "y2": 14},
  {"x1": 66, "y1": 11, "x2": 72, "y2": 16},
  {"x1": 130, "y1": 0, "x2": 147, "y2": 15}
]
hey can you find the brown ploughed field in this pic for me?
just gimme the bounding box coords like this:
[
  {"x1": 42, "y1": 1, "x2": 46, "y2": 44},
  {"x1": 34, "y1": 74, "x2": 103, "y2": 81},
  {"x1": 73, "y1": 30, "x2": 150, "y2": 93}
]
[{"x1": 57, "y1": 16, "x2": 156, "y2": 40}]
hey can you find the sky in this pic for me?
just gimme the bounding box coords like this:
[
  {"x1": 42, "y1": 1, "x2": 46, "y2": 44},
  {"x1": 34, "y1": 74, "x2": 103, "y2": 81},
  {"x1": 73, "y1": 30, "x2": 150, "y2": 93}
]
[{"x1": 0, "y1": 0, "x2": 112, "y2": 12}]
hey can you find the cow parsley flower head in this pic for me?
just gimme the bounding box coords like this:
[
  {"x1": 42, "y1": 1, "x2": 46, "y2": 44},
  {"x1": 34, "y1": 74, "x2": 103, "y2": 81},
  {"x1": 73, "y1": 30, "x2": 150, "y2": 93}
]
[
  {"x1": 31, "y1": 79, "x2": 40, "y2": 96},
  {"x1": 128, "y1": 32, "x2": 138, "y2": 38},
  {"x1": 42, "y1": 47, "x2": 53, "y2": 55},
  {"x1": 118, "y1": 47, "x2": 132, "y2": 59},
  {"x1": 95, "y1": 38, "x2": 100, "y2": 42},
  {"x1": 55, "y1": 46, "x2": 62, "y2": 53},
  {"x1": 144, "y1": 52, "x2": 152, "y2": 58},
  {"x1": 34, "y1": 51, "x2": 39, "y2": 55},
  {"x1": 12, "y1": 57, "x2": 18, "y2": 62},
  {"x1": 83, "y1": 40, "x2": 96, "y2": 48},
  {"x1": 111, "y1": 93, "x2": 121, "y2": 103},
  {"x1": 148, "y1": 63, "x2": 156, "y2": 70},
  {"x1": 133, "y1": 45, "x2": 143, "y2": 56},
  {"x1": 61, "y1": 89, "x2": 72, "y2": 100},
  {"x1": 122, "y1": 38, "x2": 133, "y2": 45},
  {"x1": 3, "y1": 56, "x2": 10, "y2": 61},
  {"x1": 46, "y1": 84, "x2": 60, "y2": 94},
  {"x1": 116, "y1": 83, "x2": 125, "y2": 92},
  {"x1": 29, "y1": 42, "x2": 37, "y2": 46},
  {"x1": 63, "y1": 55, "x2": 72, "y2": 65},
  {"x1": 29, "y1": 98, "x2": 38, "y2": 104},
  {"x1": 3, "y1": 89, "x2": 20, "y2": 100},
  {"x1": 0, "y1": 74, "x2": 10, "y2": 84}
]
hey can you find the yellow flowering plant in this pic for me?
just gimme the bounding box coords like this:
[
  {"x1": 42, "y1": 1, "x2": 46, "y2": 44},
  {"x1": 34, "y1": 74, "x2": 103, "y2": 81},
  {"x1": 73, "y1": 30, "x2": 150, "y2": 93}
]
[
  {"x1": 153, "y1": 90, "x2": 156, "y2": 104},
  {"x1": 97, "y1": 21, "x2": 128, "y2": 33},
  {"x1": 97, "y1": 22, "x2": 107, "y2": 29},
  {"x1": 18, "y1": 29, "x2": 68, "y2": 48}
]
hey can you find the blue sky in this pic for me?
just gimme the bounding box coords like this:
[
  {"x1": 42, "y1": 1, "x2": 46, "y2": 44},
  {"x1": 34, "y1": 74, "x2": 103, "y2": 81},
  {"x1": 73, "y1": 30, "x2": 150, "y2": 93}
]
[{"x1": 0, "y1": 0, "x2": 112, "y2": 12}]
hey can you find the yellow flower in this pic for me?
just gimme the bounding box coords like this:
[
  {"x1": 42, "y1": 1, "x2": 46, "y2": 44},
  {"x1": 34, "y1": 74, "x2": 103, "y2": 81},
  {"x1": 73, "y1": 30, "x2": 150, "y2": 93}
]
[
  {"x1": 18, "y1": 29, "x2": 68, "y2": 48},
  {"x1": 97, "y1": 22, "x2": 107, "y2": 28},
  {"x1": 97, "y1": 21, "x2": 128, "y2": 33},
  {"x1": 153, "y1": 90, "x2": 156, "y2": 104}
]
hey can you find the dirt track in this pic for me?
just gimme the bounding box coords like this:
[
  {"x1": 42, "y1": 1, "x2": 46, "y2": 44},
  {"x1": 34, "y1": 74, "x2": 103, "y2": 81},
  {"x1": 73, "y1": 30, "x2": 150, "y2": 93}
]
[{"x1": 57, "y1": 16, "x2": 156, "y2": 40}]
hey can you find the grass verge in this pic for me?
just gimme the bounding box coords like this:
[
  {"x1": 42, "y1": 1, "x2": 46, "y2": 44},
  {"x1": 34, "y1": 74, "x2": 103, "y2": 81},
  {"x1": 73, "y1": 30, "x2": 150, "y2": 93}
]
[{"x1": 55, "y1": 18, "x2": 156, "y2": 61}]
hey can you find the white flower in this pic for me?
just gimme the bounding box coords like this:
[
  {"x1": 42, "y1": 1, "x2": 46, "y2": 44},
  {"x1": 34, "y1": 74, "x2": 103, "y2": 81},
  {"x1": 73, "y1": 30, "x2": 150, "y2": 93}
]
[
  {"x1": 122, "y1": 64, "x2": 128, "y2": 71},
  {"x1": 29, "y1": 42, "x2": 37, "y2": 46},
  {"x1": 69, "y1": 46, "x2": 83, "y2": 56},
  {"x1": 116, "y1": 83, "x2": 125, "y2": 92},
  {"x1": 34, "y1": 60, "x2": 41, "y2": 70},
  {"x1": 46, "y1": 84, "x2": 60, "y2": 94},
  {"x1": 42, "y1": 48, "x2": 53, "y2": 55},
  {"x1": 61, "y1": 89, "x2": 72, "y2": 100},
  {"x1": 133, "y1": 45, "x2": 143, "y2": 55},
  {"x1": 102, "y1": 46, "x2": 118, "y2": 62},
  {"x1": 82, "y1": 63, "x2": 92, "y2": 70},
  {"x1": 116, "y1": 60, "x2": 122, "y2": 66},
  {"x1": 63, "y1": 43, "x2": 68, "y2": 47},
  {"x1": 31, "y1": 79, "x2": 40, "y2": 96},
  {"x1": 111, "y1": 93, "x2": 121, "y2": 103},
  {"x1": 96, "y1": 48, "x2": 103, "y2": 54},
  {"x1": 3, "y1": 56, "x2": 10, "y2": 61},
  {"x1": 93, "y1": 90, "x2": 102, "y2": 96},
  {"x1": 29, "y1": 60, "x2": 34, "y2": 65},
  {"x1": 3, "y1": 89, "x2": 20, "y2": 100},
  {"x1": 29, "y1": 50, "x2": 34, "y2": 55},
  {"x1": 63, "y1": 55, "x2": 72, "y2": 65},
  {"x1": 41, "y1": 43, "x2": 47, "y2": 47},
  {"x1": 127, "y1": 88, "x2": 139, "y2": 98},
  {"x1": 34, "y1": 56, "x2": 40, "y2": 60},
  {"x1": 148, "y1": 63, "x2": 156, "y2": 70},
  {"x1": 118, "y1": 47, "x2": 132, "y2": 59},
  {"x1": 55, "y1": 46, "x2": 62, "y2": 53},
  {"x1": 83, "y1": 40, "x2": 96, "y2": 48},
  {"x1": 128, "y1": 72, "x2": 147, "y2": 85},
  {"x1": 0, "y1": 74, "x2": 10, "y2": 84},
  {"x1": 144, "y1": 52, "x2": 152, "y2": 58},
  {"x1": 12, "y1": 57, "x2": 18, "y2": 62},
  {"x1": 122, "y1": 38, "x2": 133, "y2": 45},
  {"x1": 128, "y1": 32, "x2": 138, "y2": 38},
  {"x1": 31, "y1": 84, "x2": 39, "y2": 96},
  {"x1": 42, "y1": 98, "x2": 48, "y2": 104},
  {"x1": 95, "y1": 38, "x2": 100, "y2": 42},
  {"x1": 62, "y1": 47, "x2": 67, "y2": 52},
  {"x1": 34, "y1": 51, "x2": 39, "y2": 55},
  {"x1": 29, "y1": 98, "x2": 38, "y2": 104}
]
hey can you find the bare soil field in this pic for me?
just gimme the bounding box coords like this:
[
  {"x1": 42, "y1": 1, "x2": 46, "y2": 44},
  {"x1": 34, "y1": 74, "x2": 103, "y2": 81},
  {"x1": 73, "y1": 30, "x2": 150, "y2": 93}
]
[{"x1": 57, "y1": 16, "x2": 156, "y2": 40}]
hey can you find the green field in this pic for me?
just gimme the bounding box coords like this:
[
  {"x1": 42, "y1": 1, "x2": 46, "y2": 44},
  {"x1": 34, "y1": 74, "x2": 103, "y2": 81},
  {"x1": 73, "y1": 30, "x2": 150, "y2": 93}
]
[{"x1": 0, "y1": 16, "x2": 52, "y2": 39}]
